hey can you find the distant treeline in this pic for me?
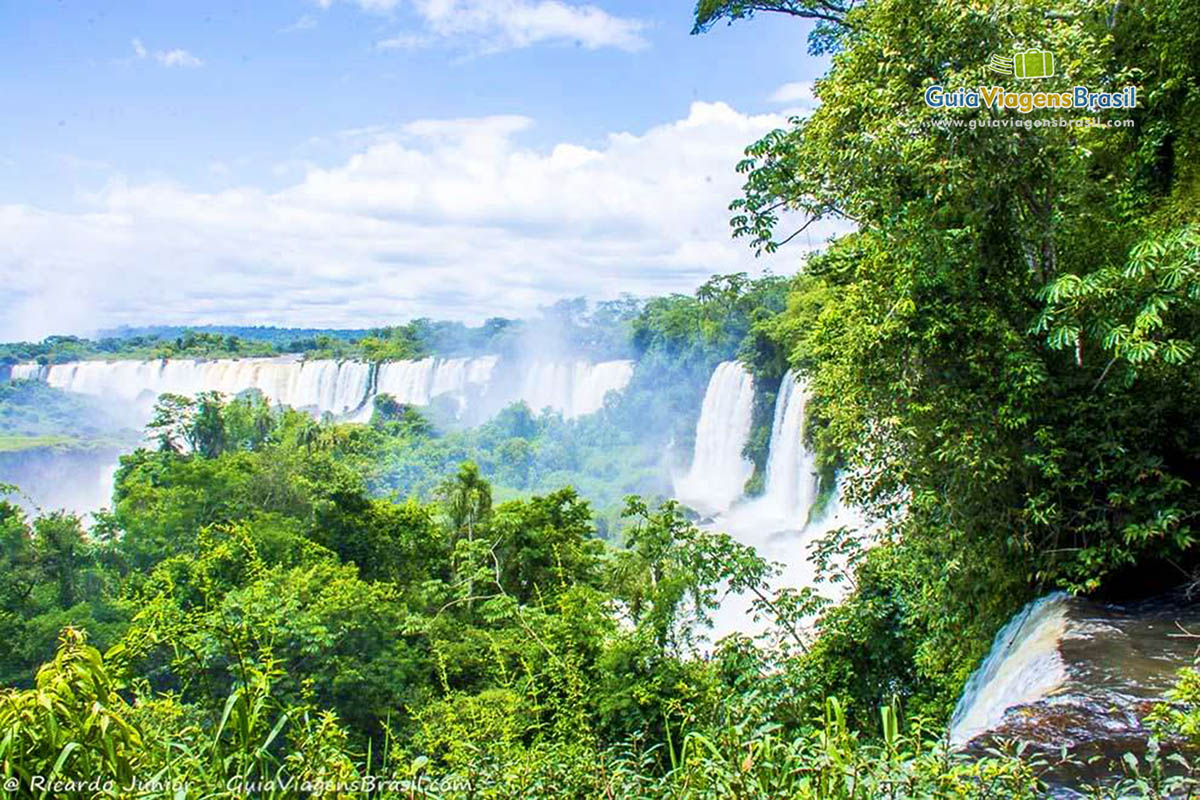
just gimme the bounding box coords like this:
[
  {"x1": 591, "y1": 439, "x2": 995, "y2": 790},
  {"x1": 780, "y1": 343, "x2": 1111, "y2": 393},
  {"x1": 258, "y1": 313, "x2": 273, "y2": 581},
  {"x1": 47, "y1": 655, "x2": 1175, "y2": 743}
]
[
  {"x1": 0, "y1": 296, "x2": 651, "y2": 365},
  {"x1": 98, "y1": 324, "x2": 370, "y2": 347}
]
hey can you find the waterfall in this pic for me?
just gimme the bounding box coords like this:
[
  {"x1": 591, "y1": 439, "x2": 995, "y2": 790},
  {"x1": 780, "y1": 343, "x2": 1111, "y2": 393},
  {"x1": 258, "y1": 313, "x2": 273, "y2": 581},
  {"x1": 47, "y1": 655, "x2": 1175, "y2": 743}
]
[
  {"x1": 704, "y1": 368, "x2": 820, "y2": 528},
  {"x1": 687, "y1": 365, "x2": 875, "y2": 643},
  {"x1": 9, "y1": 364, "x2": 47, "y2": 381},
  {"x1": 11, "y1": 354, "x2": 631, "y2": 425},
  {"x1": 757, "y1": 370, "x2": 819, "y2": 524},
  {"x1": 26, "y1": 358, "x2": 375, "y2": 421},
  {"x1": 375, "y1": 359, "x2": 439, "y2": 405},
  {"x1": 948, "y1": 593, "x2": 1070, "y2": 746},
  {"x1": 514, "y1": 360, "x2": 635, "y2": 419},
  {"x1": 569, "y1": 360, "x2": 636, "y2": 418},
  {"x1": 674, "y1": 361, "x2": 756, "y2": 515},
  {"x1": 375, "y1": 356, "x2": 498, "y2": 417}
]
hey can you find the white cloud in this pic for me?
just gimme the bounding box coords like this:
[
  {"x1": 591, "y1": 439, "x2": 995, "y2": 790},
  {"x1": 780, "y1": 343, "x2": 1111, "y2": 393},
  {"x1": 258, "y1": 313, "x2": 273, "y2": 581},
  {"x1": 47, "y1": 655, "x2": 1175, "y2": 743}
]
[
  {"x1": 282, "y1": 14, "x2": 319, "y2": 32},
  {"x1": 419, "y1": 0, "x2": 648, "y2": 51},
  {"x1": 770, "y1": 81, "x2": 817, "y2": 106},
  {"x1": 0, "y1": 103, "x2": 849, "y2": 340},
  {"x1": 377, "y1": 32, "x2": 434, "y2": 50},
  {"x1": 156, "y1": 49, "x2": 203, "y2": 68},
  {"x1": 131, "y1": 38, "x2": 203, "y2": 68},
  {"x1": 325, "y1": 0, "x2": 648, "y2": 52},
  {"x1": 318, "y1": 0, "x2": 400, "y2": 9}
]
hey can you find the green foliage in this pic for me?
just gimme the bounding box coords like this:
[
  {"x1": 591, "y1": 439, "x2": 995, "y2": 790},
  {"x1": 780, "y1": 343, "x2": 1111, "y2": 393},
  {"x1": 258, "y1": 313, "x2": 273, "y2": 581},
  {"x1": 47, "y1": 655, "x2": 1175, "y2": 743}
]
[
  {"x1": 0, "y1": 331, "x2": 279, "y2": 365},
  {"x1": 0, "y1": 629, "x2": 363, "y2": 799},
  {"x1": 1150, "y1": 663, "x2": 1200, "y2": 746},
  {"x1": 691, "y1": 0, "x2": 853, "y2": 53},
  {"x1": 3, "y1": 1, "x2": 1198, "y2": 791},
  {"x1": 0, "y1": 629, "x2": 144, "y2": 796},
  {"x1": 1037, "y1": 224, "x2": 1200, "y2": 376},
  {"x1": 696, "y1": 0, "x2": 1200, "y2": 719},
  {"x1": 0, "y1": 375, "x2": 1190, "y2": 797}
]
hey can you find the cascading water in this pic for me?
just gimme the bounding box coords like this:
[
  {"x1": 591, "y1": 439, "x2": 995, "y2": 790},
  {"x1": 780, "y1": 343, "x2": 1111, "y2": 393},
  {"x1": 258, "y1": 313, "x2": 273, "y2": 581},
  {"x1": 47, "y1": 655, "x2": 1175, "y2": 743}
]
[
  {"x1": 949, "y1": 593, "x2": 1071, "y2": 746},
  {"x1": 4, "y1": 354, "x2": 635, "y2": 518},
  {"x1": 374, "y1": 355, "x2": 631, "y2": 420},
  {"x1": 9, "y1": 364, "x2": 46, "y2": 381},
  {"x1": 375, "y1": 359, "x2": 439, "y2": 406},
  {"x1": 673, "y1": 361, "x2": 756, "y2": 516},
  {"x1": 945, "y1": 592, "x2": 1200, "y2": 788},
  {"x1": 749, "y1": 370, "x2": 820, "y2": 526},
  {"x1": 10, "y1": 354, "x2": 633, "y2": 425},
  {"x1": 515, "y1": 360, "x2": 635, "y2": 419},
  {"x1": 375, "y1": 356, "x2": 498, "y2": 415},
  {"x1": 36, "y1": 358, "x2": 375, "y2": 421},
  {"x1": 676, "y1": 363, "x2": 872, "y2": 643}
]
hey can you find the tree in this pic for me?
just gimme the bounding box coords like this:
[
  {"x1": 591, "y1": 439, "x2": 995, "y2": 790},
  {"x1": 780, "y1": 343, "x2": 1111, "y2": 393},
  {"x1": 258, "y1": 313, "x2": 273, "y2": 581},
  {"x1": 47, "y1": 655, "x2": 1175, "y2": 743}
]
[
  {"x1": 437, "y1": 461, "x2": 494, "y2": 609},
  {"x1": 438, "y1": 461, "x2": 493, "y2": 544},
  {"x1": 611, "y1": 498, "x2": 772, "y2": 655},
  {"x1": 489, "y1": 488, "x2": 603, "y2": 604},
  {"x1": 33, "y1": 512, "x2": 89, "y2": 609},
  {"x1": 696, "y1": 0, "x2": 1200, "y2": 710},
  {"x1": 0, "y1": 498, "x2": 37, "y2": 608},
  {"x1": 147, "y1": 393, "x2": 196, "y2": 454},
  {"x1": 191, "y1": 391, "x2": 227, "y2": 458},
  {"x1": 692, "y1": 0, "x2": 856, "y2": 51}
]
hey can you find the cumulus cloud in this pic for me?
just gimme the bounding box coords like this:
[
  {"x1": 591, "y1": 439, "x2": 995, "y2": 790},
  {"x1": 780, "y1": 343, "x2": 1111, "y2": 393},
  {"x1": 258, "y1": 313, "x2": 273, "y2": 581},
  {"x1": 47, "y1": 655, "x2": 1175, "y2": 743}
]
[
  {"x1": 769, "y1": 81, "x2": 818, "y2": 109},
  {"x1": 131, "y1": 38, "x2": 204, "y2": 67},
  {"x1": 0, "y1": 103, "x2": 849, "y2": 340},
  {"x1": 323, "y1": 0, "x2": 648, "y2": 52}
]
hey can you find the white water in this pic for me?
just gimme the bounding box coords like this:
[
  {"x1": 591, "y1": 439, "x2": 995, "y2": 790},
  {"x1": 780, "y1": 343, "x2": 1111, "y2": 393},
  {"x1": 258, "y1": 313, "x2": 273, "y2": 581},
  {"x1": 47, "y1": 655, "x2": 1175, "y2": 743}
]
[
  {"x1": 375, "y1": 356, "x2": 499, "y2": 418},
  {"x1": 673, "y1": 363, "x2": 873, "y2": 643},
  {"x1": 725, "y1": 370, "x2": 821, "y2": 531},
  {"x1": 10, "y1": 363, "x2": 45, "y2": 381},
  {"x1": 6, "y1": 354, "x2": 635, "y2": 516},
  {"x1": 9, "y1": 355, "x2": 635, "y2": 425},
  {"x1": 515, "y1": 360, "x2": 635, "y2": 419},
  {"x1": 673, "y1": 361, "x2": 756, "y2": 515},
  {"x1": 707, "y1": 475, "x2": 871, "y2": 644},
  {"x1": 948, "y1": 592, "x2": 1070, "y2": 746},
  {"x1": 33, "y1": 358, "x2": 374, "y2": 420}
]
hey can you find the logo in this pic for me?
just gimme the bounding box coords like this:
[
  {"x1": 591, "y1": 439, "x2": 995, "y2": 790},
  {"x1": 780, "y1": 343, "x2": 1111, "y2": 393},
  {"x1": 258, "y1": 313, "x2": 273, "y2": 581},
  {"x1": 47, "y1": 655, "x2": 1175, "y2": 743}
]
[
  {"x1": 989, "y1": 50, "x2": 1055, "y2": 79},
  {"x1": 923, "y1": 48, "x2": 1136, "y2": 114}
]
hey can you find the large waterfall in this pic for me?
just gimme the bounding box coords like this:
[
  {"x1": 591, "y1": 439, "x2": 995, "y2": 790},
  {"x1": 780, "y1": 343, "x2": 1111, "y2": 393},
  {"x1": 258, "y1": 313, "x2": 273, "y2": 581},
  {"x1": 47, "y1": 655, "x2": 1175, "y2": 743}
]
[
  {"x1": 673, "y1": 361, "x2": 756, "y2": 515},
  {"x1": 756, "y1": 370, "x2": 820, "y2": 525},
  {"x1": 8, "y1": 355, "x2": 635, "y2": 425},
  {"x1": 21, "y1": 358, "x2": 375, "y2": 420},
  {"x1": 375, "y1": 356, "x2": 499, "y2": 418},
  {"x1": 677, "y1": 362, "x2": 870, "y2": 643},
  {"x1": 516, "y1": 360, "x2": 636, "y2": 419}
]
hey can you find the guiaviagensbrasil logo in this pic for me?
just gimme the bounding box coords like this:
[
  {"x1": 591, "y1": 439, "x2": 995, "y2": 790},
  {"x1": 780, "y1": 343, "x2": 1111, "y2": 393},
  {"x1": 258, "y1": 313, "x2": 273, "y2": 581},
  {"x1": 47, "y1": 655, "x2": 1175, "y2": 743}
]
[
  {"x1": 989, "y1": 50, "x2": 1054, "y2": 80},
  {"x1": 924, "y1": 48, "x2": 1136, "y2": 114}
]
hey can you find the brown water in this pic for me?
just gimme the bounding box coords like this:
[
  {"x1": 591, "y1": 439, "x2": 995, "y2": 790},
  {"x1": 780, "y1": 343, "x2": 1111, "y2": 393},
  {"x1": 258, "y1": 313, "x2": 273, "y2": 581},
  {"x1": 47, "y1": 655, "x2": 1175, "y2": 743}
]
[{"x1": 952, "y1": 592, "x2": 1200, "y2": 790}]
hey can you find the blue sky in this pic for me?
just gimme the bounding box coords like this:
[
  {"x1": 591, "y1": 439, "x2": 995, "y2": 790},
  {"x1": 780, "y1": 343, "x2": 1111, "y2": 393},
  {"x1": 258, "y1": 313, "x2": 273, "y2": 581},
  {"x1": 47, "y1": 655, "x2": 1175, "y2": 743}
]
[{"x1": 0, "y1": 0, "x2": 841, "y2": 339}]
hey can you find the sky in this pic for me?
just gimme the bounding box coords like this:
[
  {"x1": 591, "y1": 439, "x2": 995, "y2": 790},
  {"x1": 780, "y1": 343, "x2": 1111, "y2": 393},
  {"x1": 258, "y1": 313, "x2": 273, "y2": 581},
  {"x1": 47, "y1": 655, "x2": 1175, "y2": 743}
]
[{"x1": 0, "y1": 0, "x2": 844, "y2": 340}]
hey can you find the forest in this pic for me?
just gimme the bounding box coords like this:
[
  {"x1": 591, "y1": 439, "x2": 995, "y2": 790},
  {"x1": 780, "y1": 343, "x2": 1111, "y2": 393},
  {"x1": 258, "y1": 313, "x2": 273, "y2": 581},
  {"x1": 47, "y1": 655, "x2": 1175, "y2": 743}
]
[
  {"x1": 2, "y1": 0, "x2": 1200, "y2": 796},
  {"x1": 0, "y1": 300, "x2": 643, "y2": 368}
]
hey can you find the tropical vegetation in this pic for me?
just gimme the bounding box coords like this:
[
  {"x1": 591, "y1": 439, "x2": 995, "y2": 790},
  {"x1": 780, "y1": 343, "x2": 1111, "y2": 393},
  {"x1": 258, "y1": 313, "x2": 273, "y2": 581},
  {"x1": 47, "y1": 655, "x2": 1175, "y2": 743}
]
[{"x1": 2, "y1": 0, "x2": 1199, "y2": 795}]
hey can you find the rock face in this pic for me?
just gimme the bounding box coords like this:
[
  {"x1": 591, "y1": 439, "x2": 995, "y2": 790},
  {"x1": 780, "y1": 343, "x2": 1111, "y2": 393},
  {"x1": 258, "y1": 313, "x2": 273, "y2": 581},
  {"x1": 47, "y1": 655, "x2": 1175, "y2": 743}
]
[{"x1": 951, "y1": 591, "x2": 1200, "y2": 786}]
